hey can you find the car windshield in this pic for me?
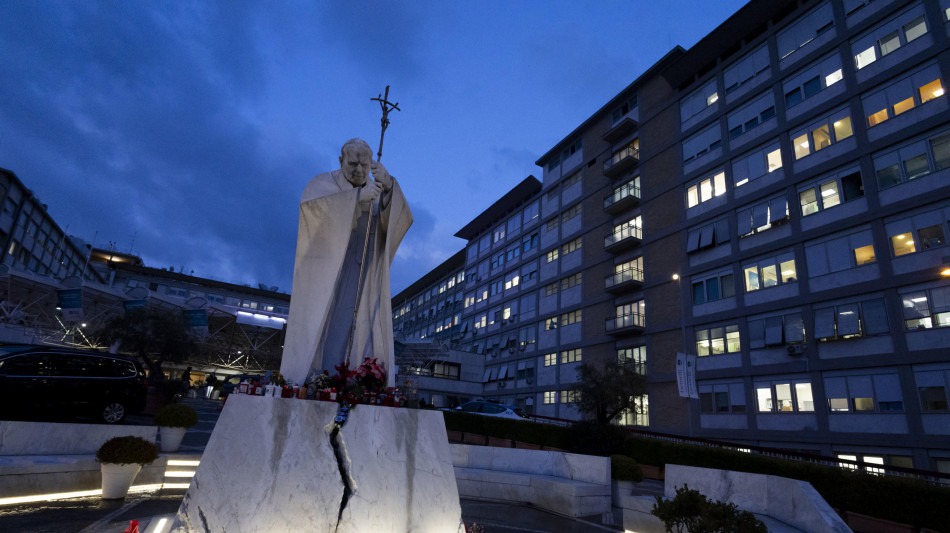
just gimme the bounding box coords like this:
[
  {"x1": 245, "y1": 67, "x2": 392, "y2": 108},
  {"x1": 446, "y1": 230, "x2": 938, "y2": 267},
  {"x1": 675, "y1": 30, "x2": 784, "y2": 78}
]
[{"x1": 0, "y1": 345, "x2": 33, "y2": 357}]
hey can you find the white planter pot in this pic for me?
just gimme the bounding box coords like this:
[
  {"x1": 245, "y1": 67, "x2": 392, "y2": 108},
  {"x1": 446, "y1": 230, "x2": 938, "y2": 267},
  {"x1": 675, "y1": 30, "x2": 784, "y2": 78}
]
[
  {"x1": 160, "y1": 426, "x2": 188, "y2": 452},
  {"x1": 101, "y1": 463, "x2": 142, "y2": 499}
]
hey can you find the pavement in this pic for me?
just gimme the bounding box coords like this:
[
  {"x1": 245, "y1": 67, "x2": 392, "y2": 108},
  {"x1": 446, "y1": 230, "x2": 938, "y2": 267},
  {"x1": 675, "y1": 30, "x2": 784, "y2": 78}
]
[{"x1": 0, "y1": 396, "x2": 625, "y2": 533}]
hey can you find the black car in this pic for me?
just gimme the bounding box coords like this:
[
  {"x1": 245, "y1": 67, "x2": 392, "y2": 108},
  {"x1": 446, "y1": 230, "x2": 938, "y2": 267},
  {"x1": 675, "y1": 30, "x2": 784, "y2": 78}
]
[{"x1": 0, "y1": 344, "x2": 148, "y2": 424}]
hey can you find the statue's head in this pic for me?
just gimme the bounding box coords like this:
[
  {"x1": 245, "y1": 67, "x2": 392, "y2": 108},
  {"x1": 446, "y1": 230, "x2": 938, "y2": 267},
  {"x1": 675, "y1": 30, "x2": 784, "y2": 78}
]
[{"x1": 339, "y1": 138, "x2": 373, "y2": 187}]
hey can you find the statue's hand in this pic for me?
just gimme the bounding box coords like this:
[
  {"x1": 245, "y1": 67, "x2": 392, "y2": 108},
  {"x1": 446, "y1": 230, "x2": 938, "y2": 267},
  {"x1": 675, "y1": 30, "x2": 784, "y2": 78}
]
[
  {"x1": 359, "y1": 181, "x2": 382, "y2": 205},
  {"x1": 371, "y1": 161, "x2": 393, "y2": 192}
]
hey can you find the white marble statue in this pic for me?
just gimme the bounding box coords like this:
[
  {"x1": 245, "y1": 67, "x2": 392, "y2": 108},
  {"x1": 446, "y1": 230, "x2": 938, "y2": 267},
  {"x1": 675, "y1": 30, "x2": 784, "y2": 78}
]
[{"x1": 280, "y1": 138, "x2": 412, "y2": 387}]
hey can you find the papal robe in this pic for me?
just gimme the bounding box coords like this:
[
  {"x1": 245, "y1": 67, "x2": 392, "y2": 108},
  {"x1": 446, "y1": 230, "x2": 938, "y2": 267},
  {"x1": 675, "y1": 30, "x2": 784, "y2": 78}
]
[{"x1": 280, "y1": 169, "x2": 412, "y2": 387}]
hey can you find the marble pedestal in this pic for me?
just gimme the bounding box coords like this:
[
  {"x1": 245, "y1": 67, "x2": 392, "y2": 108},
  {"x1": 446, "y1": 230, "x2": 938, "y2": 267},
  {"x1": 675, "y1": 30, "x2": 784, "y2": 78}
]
[{"x1": 172, "y1": 395, "x2": 462, "y2": 533}]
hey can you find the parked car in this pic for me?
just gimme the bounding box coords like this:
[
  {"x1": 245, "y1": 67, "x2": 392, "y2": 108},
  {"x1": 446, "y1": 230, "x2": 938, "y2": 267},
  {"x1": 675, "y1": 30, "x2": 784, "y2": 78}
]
[
  {"x1": 0, "y1": 344, "x2": 148, "y2": 424},
  {"x1": 453, "y1": 400, "x2": 529, "y2": 420}
]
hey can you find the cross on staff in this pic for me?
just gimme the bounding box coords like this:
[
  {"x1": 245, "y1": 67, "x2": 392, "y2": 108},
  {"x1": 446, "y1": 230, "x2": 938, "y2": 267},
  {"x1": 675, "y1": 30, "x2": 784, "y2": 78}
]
[
  {"x1": 342, "y1": 86, "x2": 401, "y2": 378},
  {"x1": 371, "y1": 86, "x2": 400, "y2": 162}
]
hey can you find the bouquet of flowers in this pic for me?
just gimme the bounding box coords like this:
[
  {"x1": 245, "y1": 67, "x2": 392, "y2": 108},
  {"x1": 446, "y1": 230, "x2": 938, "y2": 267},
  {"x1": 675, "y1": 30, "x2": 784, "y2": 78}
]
[{"x1": 354, "y1": 357, "x2": 386, "y2": 392}]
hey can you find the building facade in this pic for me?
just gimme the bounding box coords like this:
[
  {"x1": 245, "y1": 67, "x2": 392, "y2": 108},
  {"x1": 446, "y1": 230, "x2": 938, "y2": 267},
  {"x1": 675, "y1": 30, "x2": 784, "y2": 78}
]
[{"x1": 393, "y1": 0, "x2": 950, "y2": 474}]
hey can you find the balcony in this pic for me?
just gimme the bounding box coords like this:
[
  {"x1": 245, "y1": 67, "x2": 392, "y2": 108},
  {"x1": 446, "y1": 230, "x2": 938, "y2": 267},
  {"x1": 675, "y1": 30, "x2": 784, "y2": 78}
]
[
  {"x1": 606, "y1": 313, "x2": 645, "y2": 335},
  {"x1": 604, "y1": 224, "x2": 642, "y2": 253},
  {"x1": 602, "y1": 117, "x2": 638, "y2": 144},
  {"x1": 603, "y1": 144, "x2": 639, "y2": 178},
  {"x1": 603, "y1": 183, "x2": 640, "y2": 214},
  {"x1": 604, "y1": 267, "x2": 644, "y2": 293}
]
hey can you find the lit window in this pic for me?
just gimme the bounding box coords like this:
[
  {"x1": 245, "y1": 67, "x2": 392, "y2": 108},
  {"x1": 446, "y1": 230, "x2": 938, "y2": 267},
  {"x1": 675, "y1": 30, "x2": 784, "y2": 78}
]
[
  {"x1": 825, "y1": 69, "x2": 843, "y2": 87},
  {"x1": 855, "y1": 46, "x2": 876, "y2": 69}
]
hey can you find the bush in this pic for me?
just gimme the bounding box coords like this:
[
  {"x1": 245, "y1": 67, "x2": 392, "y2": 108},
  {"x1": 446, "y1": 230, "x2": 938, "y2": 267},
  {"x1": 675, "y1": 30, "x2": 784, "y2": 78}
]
[
  {"x1": 611, "y1": 454, "x2": 643, "y2": 482},
  {"x1": 652, "y1": 484, "x2": 766, "y2": 533},
  {"x1": 153, "y1": 404, "x2": 198, "y2": 428},
  {"x1": 96, "y1": 436, "x2": 159, "y2": 465}
]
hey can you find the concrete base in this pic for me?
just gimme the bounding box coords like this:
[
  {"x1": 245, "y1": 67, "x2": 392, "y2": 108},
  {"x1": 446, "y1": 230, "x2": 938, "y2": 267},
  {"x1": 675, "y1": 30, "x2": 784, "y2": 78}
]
[
  {"x1": 451, "y1": 443, "x2": 611, "y2": 517},
  {"x1": 665, "y1": 464, "x2": 852, "y2": 533},
  {"x1": 0, "y1": 420, "x2": 157, "y2": 455},
  {"x1": 0, "y1": 455, "x2": 167, "y2": 498},
  {"x1": 172, "y1": 396, "x2": 462, "y2": 533}
]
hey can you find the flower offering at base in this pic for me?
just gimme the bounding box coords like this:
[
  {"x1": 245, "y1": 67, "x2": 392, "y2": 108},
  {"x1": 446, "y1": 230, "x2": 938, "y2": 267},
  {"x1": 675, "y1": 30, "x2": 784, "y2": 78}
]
[{"x1": 280, "y1": 386, "x2": 294, "y2": 398}]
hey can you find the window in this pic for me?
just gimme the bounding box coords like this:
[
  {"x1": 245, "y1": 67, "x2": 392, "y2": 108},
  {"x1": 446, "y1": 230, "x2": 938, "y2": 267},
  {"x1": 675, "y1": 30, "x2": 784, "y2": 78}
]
[
  {"x1": 680, "y1": 80, "x2": 718, "y2": 123},
  {"x1": 507, "y1": 212, "x2": 522, "y2": 235},
  {"x1": 805, "y1": 229, "x2": 876, "y2": 276},
  {"x1": 489, "y1": 279, "x2": 503, "y2": 297},
  {"x1": 852, "y1": 7, "x2": 929, "y2": 70},
  {"x1": 875, "y1": 134, "x2": 947, "y2": 189},
  {"x1": 543, "y1": 391, "x2": 557, "y2": 404},
  {"x1": 493, "y1": 227, "x2": 506, "y2": 243},
  {"x1": 863, "y1": 64, "x2": 943, "y2": 127},
  {"x1": 691, "y1": 269, "x2": 736, "y2": 305},
  {"x1": 562, "y1": 171, "x2": 581, "y2": 189},
  {"x1": 560, "y1": 272, "x2": 582, "y2": 291},
  {"x1": 543, "y1": 353, "x2": 557, "y2": 367},
  {"x1": 748, "y1": 312, "x2": 805, "y2": 348},
  {"x1": 544, "y1": 281, "x2": 559, "y2": 297},
  {"x1": 607, "y1": 216, "x2": 641, "y2": 246},
  {"x1": 562, "y1": 237, "x2": 582, "y2": 256},
  {"x1": 791, "y1": 108, "x2": 853, "y2": 159},
  {"x1": 518, "y1": 326, "x2": 536, "y2": 348},
  {"x1": 505, "y1": 244, "x2": 520, "y2": 262},
  {"x1": 783, "y1": 53, "x2": 843, "y2": 109},
  {"x1": 612, "y1": 301, "x2": 645, "y2": 329},
  {"x1": 743, "y1": 252, "x2": 797, "y2": 292},
  {"x1": 799, "y1": 169, "x2": 863, "y2": 216},
  {"x1": 524, "y1": 201, "x2": 540, "y2": 224},
  {"x1": 491, "y1": 252, "x2": 504, "y2": 269},
  {"x1": 755, "y1": 379, "x2": 815, "y2": 412},
  {"x1": 736, "y1": 195, "x2": 788, "y2": 237},
  {"x1": 699, "y1": 383, "x2": 746, "y2": 413},
  {"x1": 919, "y1": 386, "x2": 948, "y2": 411},
  {"x1": 605, "y1": 141, "x2": 639, "y2": 173},
  {"x1": 618, "y1": 346, "x2": 646, "y2": 375},
  {"x1": 611, "y1": 95, "x2": 638, "y2": 124},
  {"x1": 777, "y1": 2, "x2": 834, "y2": 61},
  {"x1": 561, "y1": 202, "x2": 582, "y2": 223},
  {"x1": 683, "y1": 124, "x2": 722, "y2": 163},
  {"x1": 545, "y1": 248, "x2": 558, "y2": 263},
  {"x1": 814, "y1": 298, "x2": 890, "y2": 339},
  {"x1": 886, "y1": 209, "x2": 948, "y2": 257},
  {"x1": 733, "y1": 143, "x2": 782, "y2": 187},
  {"x1": 546, "y1": 217, "x2": 559, "y2": 231},
  {"x1": 727, "y1": 91, "x2": 776, "y2": 140},
  {"x1": 560, "y1": 390, "x2": 579, "y2": 403},
  {"x1": 544, "y1": 317, "x2": 558, "y2": 331},
  {"x1": 560, "y1": 309, "x2": 582, "y2": 326},
  {"x1": 522, "y1": 232, "x2": 539, "y2": 254},
  {"x1": 825, "y1": 374, "x2": 903, "y2": 413},
  {"x1": 695, "y1": 325, "x2": 740, "y2": 356},
  {"x1": 723, "y1": 43, "x2": 770, "y2": 95},
  {"x1": 504, "y1": 271, "x2": 520, "y2": 291},
  {"x1": 687, "y1": 171, "x2": 726, "y2": 208},
  {"x1": 686, "y1": 218, "x2": 730, "y2": 253},
  {"x1": 608, "y1": 257, "x2": 644, "y2": 288},
  {"x1": 560, "y1": 348, "x2": 582, "y2": 363},
  {"x1": 606, "y1": 177, "x2": 640, "y2": 209},
  {"x1": 901, "y1": 286, "x2": 950, "y2": 329},
  {"x1": 521, "y1": 262, "x2": 538, "y2": 283}
]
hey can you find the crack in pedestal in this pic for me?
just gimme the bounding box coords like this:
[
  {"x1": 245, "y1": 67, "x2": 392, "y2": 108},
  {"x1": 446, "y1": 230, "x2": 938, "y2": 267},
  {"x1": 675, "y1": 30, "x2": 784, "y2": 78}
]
[{"x1": 330, "y1": 418, "x2": 354, "y2": 531}]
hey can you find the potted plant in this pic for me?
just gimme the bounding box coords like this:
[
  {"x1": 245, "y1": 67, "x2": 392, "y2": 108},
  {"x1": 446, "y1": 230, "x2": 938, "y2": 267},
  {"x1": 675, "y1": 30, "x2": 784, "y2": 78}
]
[
  {"x1": 96, "y1": 436, "x2": 159, "y2": 499},
  {"x1": 153, "y1": 404, "x2": 198, "y2": 452}
]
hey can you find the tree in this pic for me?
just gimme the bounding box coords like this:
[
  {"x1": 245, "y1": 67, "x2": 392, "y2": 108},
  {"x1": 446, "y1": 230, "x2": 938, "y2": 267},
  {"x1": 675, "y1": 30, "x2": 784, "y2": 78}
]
[
  {"x1": 94, "y1": 308, "x2": 196, "y2": 379},
  {"x1": 572, "y1": 360, "x2": 647, "y2": 425}
]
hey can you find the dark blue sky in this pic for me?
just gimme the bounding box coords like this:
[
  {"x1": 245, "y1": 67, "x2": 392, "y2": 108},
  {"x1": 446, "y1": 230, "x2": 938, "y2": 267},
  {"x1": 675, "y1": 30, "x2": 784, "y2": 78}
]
[{"x1": 0, "y1": 1, "x2": 748, "y2": 295}]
